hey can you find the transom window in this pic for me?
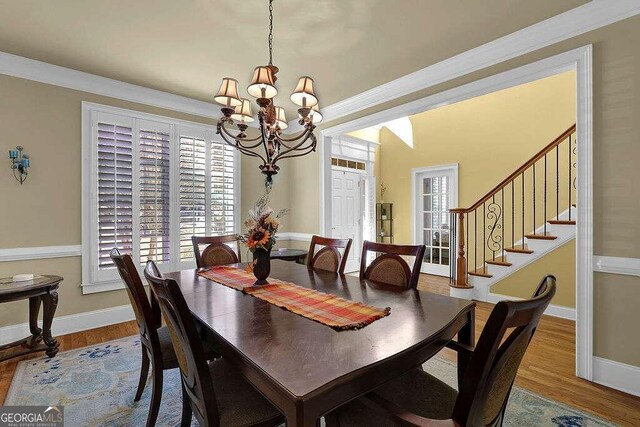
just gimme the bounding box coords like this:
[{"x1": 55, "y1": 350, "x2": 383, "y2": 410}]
[{"x1": 82, "y1": 104, "x2": 239, "y2": 292}]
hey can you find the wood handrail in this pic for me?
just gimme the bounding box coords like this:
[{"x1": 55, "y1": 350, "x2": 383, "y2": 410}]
[{"x1": 450, "y1": 124, "x2": 576, "y2": 214}]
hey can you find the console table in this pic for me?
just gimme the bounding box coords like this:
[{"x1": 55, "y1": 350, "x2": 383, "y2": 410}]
[{"x1": 0, "y1": 275, "x2": 62, "y2": 362}]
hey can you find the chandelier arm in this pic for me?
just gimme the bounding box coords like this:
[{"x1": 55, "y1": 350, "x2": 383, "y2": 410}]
[
  {"x1": 276, "y1": 125, "x2": 315, "y2": 143},
  {"x1": 217, "y1": 127, "x2": 268, "y2": 164},
  {"x1": 218, "y1": 121, "x2": 263, "y2": 144},
  {"x1": 273, "y1": 144, "x2": 317, "y2": 162},
  {"x1": 272, "y1": 132, "x2": 316, "y2": 163},
  {"x1": 277, "y1": 128, "x2": 311, "y2": 149}
]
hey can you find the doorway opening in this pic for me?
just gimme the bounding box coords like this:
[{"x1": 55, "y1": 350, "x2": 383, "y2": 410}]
[{"x1": 321, "y1": 46, "x2": 592, "y2": 380}]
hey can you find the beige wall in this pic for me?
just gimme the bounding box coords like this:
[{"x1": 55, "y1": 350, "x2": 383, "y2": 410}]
[
  {"x1": 492, "y1": 240, "x2": 576, "y2": 308},
  {"x1": 0, "y1": 74, "x2": 290, "y2": 329},
  {"x1": 289, "y1": 16, "x2": 640, "y2": 367}
]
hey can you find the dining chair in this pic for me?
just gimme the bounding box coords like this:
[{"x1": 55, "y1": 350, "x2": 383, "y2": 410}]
[
  {"x1": 144, "y1": 260, "x2": 285, "y2": 427},
  {"x1": 326, "y1": 275, "x2": 557, "y2": 427},
  {"x1": 307, "y1": 235, "x2": 353, "y2": 274},
  {"x1": 192, "y1": 235, "x2": 241, "y2": 269},
  {"x1": 359, "y1": 240, "x2": 426, "y2": 289},
  {"x1": 110, "y1": 248, "x2": 178, "y2": 427}
]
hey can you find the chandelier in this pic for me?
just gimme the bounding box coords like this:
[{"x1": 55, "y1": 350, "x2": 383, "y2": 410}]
[{"x1": 214, "y1": 0, "x2": 322, "y2": 186}]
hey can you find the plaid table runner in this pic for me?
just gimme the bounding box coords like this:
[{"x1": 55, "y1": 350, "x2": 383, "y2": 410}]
[{"x1": 197, "y1": 266, "x2": 390, "y2": 330}]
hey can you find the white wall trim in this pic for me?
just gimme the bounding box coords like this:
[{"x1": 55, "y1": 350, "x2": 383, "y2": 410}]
[
  {"x1": 0, "y1": 245, "x2": 81, "y2": 262},
  {"x1": 290, "y1": 0, "x2": 640, "y2": 130},
  {"x1": 593, "y1": 256, "x2": 640, "y2": 277},
  {"x1": 592, "y1": 356, "x2": 640, "y2": 397},
  {"x1": 486, "y1": 292, "x2": 576, "y2": 321},
  {"x1": 279, "y1": 232, "x2": 314, "y2": 242},
  {"x1": 0, "y1": 51, "x2": 219, "y2": 119},
  {"x1": 0, "y1": 304, "x2": 134, "y2": 346},
  {"x1": 320, "y1": 44, "x2": 594, "y2": 383}
]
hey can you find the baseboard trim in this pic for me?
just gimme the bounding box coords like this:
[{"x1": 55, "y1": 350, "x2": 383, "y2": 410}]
[
  {"x1": 0, "y1": 245, "x2": 82, "y2": 262},
  {"x1": 0, "y1": 304, "x2": 135, "y2": 345},
  {"x1": 592, "y1": 356, "x2": 640, "y2": 397},
  {"x1": 486, "y1": 292, "x2": 576, "y2": 320}
]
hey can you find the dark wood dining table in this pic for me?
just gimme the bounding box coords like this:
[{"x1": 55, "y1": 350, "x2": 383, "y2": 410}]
[{"x1": 165, "y1": 260, "x2": 475, "y2": 427}]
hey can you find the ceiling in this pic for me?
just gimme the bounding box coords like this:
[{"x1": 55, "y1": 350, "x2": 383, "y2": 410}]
[{"x1": 0, "y1": 0, "x2": 588, "y2": 118}]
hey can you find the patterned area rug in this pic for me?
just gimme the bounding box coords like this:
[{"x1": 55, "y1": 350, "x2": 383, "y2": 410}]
[{"x1": 6, "y1": 336, "x2": 615, "y2": 426}]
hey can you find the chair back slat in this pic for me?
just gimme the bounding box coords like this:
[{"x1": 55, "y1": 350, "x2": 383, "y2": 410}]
[
  {"x1": 452, "y1": 275, "x2": 556, "y2": 426},
  {"x1": 192, "y1": 235, "x2": 241, "y2": 268},
  {"x1": 307, "y1": 235, "x2": 353, "y2": 274},
  {"x1": 144, "y1": 261, "x2": 221, "y2": 427},
  {"x1": 110, "y1": 248, "x2": 160, "y2": 344},
  {"x1": 359, "y1": 241, "x2": 426, "y2": 289}
]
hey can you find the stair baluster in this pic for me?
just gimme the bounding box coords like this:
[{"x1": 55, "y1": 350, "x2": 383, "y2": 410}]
[{"x1": 448, "y1": 124, "x2": 576, "y2": 289}]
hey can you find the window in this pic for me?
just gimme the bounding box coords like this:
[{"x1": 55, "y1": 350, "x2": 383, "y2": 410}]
[{"x1": 82, "y1": 104, "x2": 240, "y2": 293}]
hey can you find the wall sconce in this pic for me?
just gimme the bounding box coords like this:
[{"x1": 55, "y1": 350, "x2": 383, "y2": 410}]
[{"x1": 8, "y1": 146, "x2": 30, "y2": 184}]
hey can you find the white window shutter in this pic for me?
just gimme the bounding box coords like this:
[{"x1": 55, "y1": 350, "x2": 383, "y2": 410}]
[
  {"x1": 179, "y1": 135, "x2": 207, "y2": 261},
  {"x1": 138, "y1": 123, "x2": 171, "y2": 265},
  {"x1": 96, "y1": 120, "x2": 133, "y2": 270},
  {"x1": 210, "y1": 139, "x2": 236, "y2": 236}
]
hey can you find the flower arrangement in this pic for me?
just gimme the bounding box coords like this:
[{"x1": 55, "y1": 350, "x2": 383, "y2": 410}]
[{"x1": 239, "y1": 192, "x2": 289, "y2": 253}]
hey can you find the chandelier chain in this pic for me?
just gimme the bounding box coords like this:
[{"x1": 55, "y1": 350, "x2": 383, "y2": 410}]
[{"x1": 268, "y1": 0, "x2": 274, "y2": 65}]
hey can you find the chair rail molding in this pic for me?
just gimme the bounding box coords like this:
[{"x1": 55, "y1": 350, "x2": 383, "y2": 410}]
[
  {"x1": 279, "y1": 232, "x2": 314, "y2": 242},
  {"x1": 593, "y1": 256, "x2": 640, "y2": 277},
  {"x1": 288, "y1": 0, "x2": 640, "y2": 130},
  {"x1": 0, "y1": 245, "x2": 82, "y2": 262}
]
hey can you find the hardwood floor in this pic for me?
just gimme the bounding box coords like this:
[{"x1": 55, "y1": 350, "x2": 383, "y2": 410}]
[{"x1": 1, "y1": 274, "x2": 638, "y2": 425}]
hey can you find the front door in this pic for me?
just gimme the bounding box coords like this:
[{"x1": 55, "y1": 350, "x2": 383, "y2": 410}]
[
  {"x1": 331, "y1": 169, "x2": 362, "y2": 272},
  {"x1": 414, "y1": 166, "x2": 457, "y2": 276}
]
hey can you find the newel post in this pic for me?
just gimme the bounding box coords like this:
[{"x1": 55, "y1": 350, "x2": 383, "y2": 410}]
[{"x1": 450, "y1": 209, "x2": 471, "y2": 289}]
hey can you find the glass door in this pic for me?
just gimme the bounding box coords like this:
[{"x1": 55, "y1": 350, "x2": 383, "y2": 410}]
[{"x1": 415, "y1": 166, "x2": 457, "y2": 276}]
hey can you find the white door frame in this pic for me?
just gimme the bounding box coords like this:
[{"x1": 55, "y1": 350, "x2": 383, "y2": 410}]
[
  {"x1": 319, "y1": 45, "x2": 593, "y2": 380},
  {"x1": 411, "y1": 164, "x2": 459, "y2": 275}
]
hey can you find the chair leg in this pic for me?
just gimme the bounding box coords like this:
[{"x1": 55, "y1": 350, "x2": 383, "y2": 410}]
[
  {"x1": 146, "y1": 364, "x2": 163, "y2": 427},
  {"x1": 180, "y1": 384, "x2": 192, "y2": 427},
  {"x1": 134, "y1": 346, "x2": 150, "y2": 402}
]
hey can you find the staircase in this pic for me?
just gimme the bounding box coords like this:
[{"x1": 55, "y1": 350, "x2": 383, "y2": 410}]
[{"x1": 448, "y1": 124, "x2": 577, "y2": 301}]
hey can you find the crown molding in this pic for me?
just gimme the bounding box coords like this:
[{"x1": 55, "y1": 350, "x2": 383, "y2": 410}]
[
  {"x1": 0, "y1": 51, "x2": 219, "y2": 118},
  {"x1": 288, "y1": 0, "x2": 640, "y2": 131}
]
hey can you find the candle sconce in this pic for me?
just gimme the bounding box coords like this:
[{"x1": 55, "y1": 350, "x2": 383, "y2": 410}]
[{"x1": 8, "y1": 146, "x2": 30, "y2": 184}]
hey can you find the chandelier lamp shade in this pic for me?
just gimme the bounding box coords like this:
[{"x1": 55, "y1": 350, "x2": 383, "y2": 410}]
[{"x1": 214, "y1": 0, "x2": 321, "y2": 185}]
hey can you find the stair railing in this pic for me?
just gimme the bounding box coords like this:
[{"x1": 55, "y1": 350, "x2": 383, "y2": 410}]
[{"x1": 449, "y1": 124, "x2": 576, "y2": 289}]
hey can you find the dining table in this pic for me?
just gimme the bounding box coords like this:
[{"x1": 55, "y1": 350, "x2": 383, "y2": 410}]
[{"x1": 164, "y1": 260, "x2": 475, "y2": 427}]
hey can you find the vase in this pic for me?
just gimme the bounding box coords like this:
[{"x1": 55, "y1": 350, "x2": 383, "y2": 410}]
[{"x1": 252, "y1": 248, "x2": 271, "y2": 285}]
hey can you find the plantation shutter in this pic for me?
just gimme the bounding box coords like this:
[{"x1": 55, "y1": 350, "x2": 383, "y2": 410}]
[
  {"x1": 138, "y1": 122, "x2": 171, "y2": 265},
  {"x1": 96, "y1": 119, "x2": 134, "y2": 271},
  {"x1": 179, "y1": 134, "x2": 207, "y2": 261},
  {"x1": 210, "y1": 140, "x2": 237, "y2": 235},
  {"x1": 84, "y1": 106, "x2": 240, "y2": 290}
]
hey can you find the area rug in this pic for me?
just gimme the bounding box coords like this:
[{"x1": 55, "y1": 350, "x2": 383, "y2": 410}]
[{"x1": 5, "y1": 336, "x2": 615, "y2": 426}]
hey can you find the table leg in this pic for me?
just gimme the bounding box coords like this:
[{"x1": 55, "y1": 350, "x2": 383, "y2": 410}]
[
  {"x1": 457, "y1": 307, "x2": 475, "y2": 388},
  {"x1": 41, "y1": 290, "x2": 59, "y2": 357},
  {"x1": 285, "y1": 404, "x2": 320, "y2": 427},
  {"x1": 28, "y1": 296, "x2": 42, "y2": 335}
]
